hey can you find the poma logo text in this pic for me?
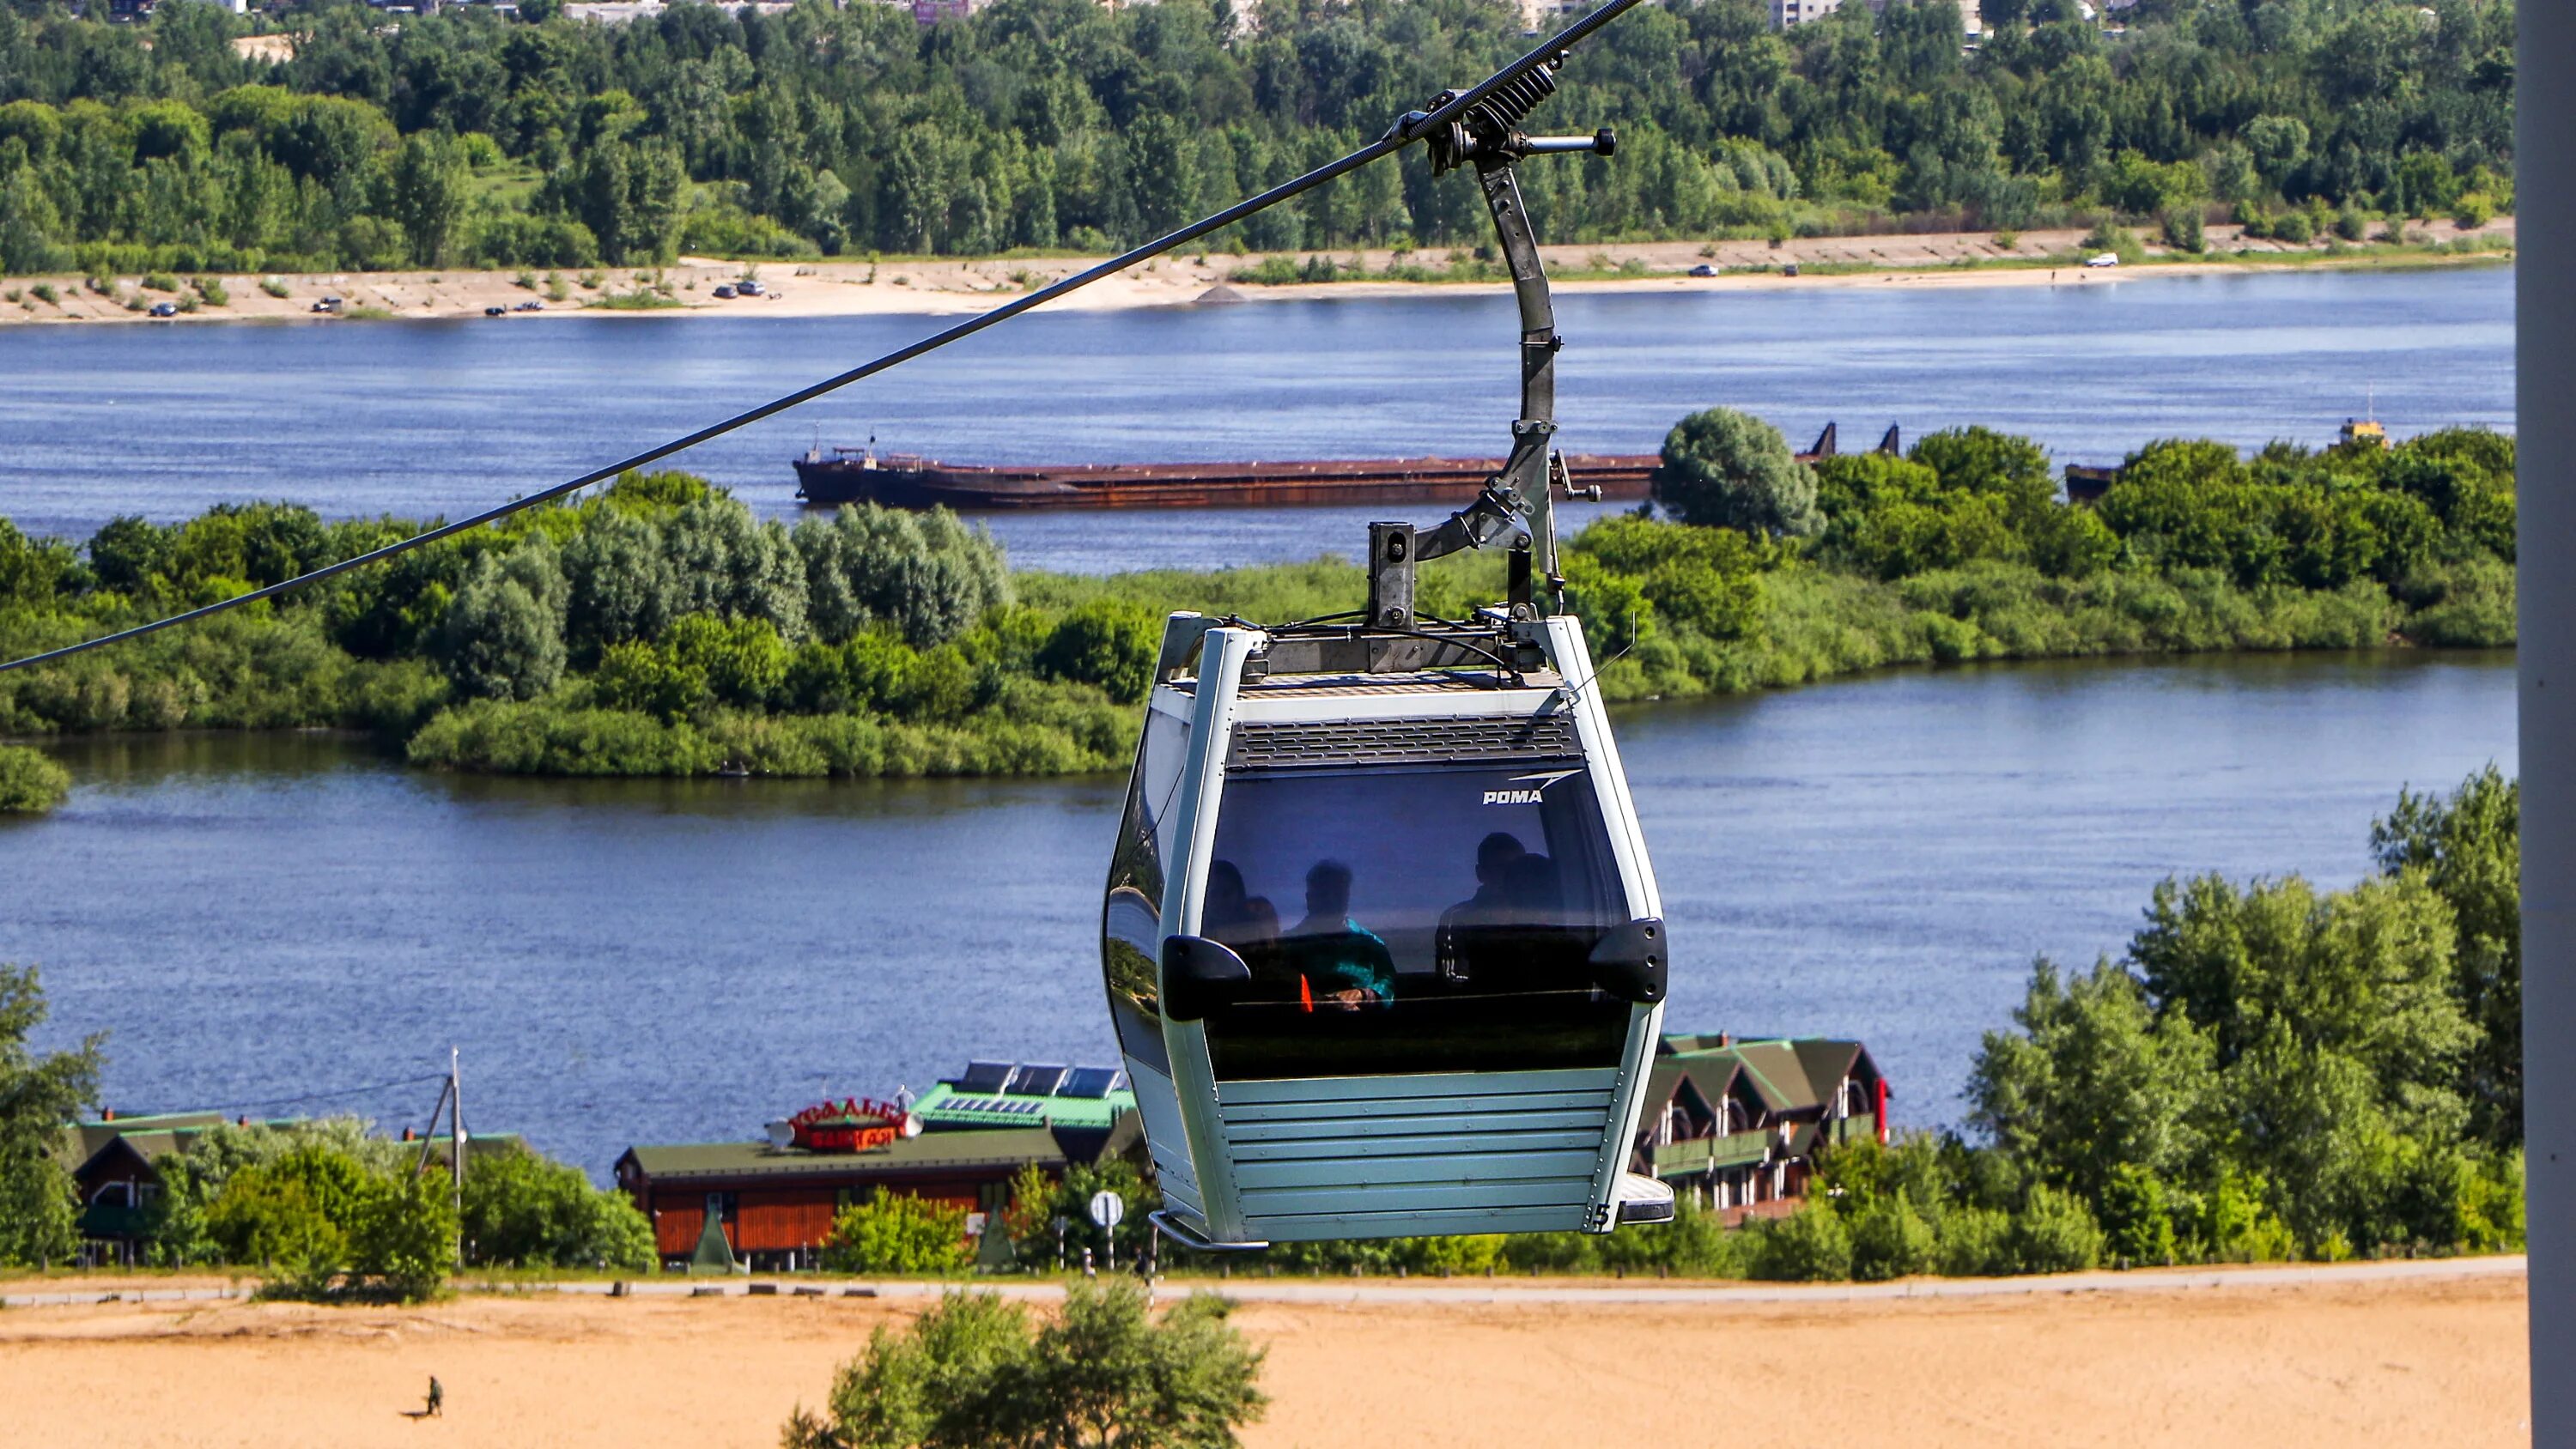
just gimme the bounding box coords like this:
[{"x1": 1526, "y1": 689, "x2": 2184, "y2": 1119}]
[{"x1": 1481, "y1": 769, "x2": 1578, "y2": 805}]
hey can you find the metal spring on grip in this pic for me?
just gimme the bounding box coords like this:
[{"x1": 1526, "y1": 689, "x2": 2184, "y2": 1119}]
[{"x1": 1468, "y1": 57, "x2": 1560, "y2": 134}]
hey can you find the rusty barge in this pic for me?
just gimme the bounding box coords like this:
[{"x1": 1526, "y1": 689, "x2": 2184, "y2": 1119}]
[{"x1": 792, "y1": 424, "x2": 1868, "y2": 512}]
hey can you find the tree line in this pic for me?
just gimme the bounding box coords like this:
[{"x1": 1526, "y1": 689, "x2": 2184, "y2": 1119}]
[
  {"x1": 0, "y1": 409, "x2": 2516, "y2": 780},
  {"x1": 0, "y1": 0, "x2": 2516, "y2": 277}
]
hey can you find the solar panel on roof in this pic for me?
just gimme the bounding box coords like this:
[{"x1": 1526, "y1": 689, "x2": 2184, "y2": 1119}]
[
  {"x1": 959, "y1": 1061, "x2": 1014, "y2": 1093},
  {"x1": 1060, "y1": 1067, "x2": 1124, "y2": 1099},
  {"x1": 1007, "y1": 1064, "x2": 1068, "y2": 1097}
]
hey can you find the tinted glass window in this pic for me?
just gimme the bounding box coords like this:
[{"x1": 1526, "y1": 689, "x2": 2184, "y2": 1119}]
[
  {"x1": 1102, "y1": 709, "x2": 1188, "y2": 1073},
  {"x1": 1198, "y1": 762, "x2": 1633, "y2": 1079}
]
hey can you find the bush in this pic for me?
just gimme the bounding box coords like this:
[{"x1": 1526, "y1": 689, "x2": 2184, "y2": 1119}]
[
  {"x1": 351, "y1": 1169, "x2": 459, "y2": 1301},
  {"x1": 459, "y1": 1144, "x2": 656, "y2": 1270},
  {"x1": 2160, "y1": 207, "x2": 2205, "y2": 254},
  {"x1": 1749, "y1": 1203, "x2": 1852, "y2": 1281},
  {"x1": 819, "y1": 1192, "x2": 974, "y2": 1276},
  {"x1": 1651, "y1": 407, "x2": 1822, "y2": 538},
  {"x1": 1847, "y1": 1191, "x2": 1937, "y2": 1281},
  {"x1": 782, "y1": 1281, "x2": 1266, "y2": 1449},
  {"x1": 1038, "y1": 601, "x2": 1160, "y2": 702},
  {"x1": 2009, "y1": 1185, "x2": 2105, "y2": 1274},
  {"x1": 0, "y1": 744, "x2": 70, "y2": 813},
  {"x1": 2272, "y1": 209, "x2": 2316, "y2": 245}
]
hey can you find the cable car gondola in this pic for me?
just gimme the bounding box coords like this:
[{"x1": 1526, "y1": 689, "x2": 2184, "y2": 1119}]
[
  {"x1": 0, "y1": 0, "x2": 1679, "y2": 1251},
  {"x1": 1103, "y1": 59, "x2": 1677, "y2": 1249}
]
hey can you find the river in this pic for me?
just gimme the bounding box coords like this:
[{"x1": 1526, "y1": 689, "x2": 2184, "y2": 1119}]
[
  {"x1": 5, "y1": 650, "x2": 2515, "y2": 1177},
  {"x1": 0, "y1": 266, "x2": 2513, "y2": 573}
]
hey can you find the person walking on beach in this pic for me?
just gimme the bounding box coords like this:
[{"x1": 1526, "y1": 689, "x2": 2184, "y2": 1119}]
[{"x1": 425, "y1": 1376, "x2": 444, "y2": 1418}]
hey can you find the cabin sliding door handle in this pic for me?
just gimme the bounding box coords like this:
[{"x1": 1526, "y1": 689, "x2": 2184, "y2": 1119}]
[
  {"x1": 1589, "y1": 918, "x2": 1668, "y2": 1004},
  {"x1": 1162, "y1": 936, "x2": 1252, "y2": 1022}
]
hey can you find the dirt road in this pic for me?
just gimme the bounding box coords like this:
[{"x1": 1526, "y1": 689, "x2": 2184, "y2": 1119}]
[{"x1": 0, "y1": 1261, "x2": 2527, "y2": 1447}]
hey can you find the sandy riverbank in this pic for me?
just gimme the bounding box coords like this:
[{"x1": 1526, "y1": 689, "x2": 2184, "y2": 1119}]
[
  {"x1": 0, "y1": 219, "x2": 2513, "y2": 329},
  {"x1": 0, "y1": 1263, "x2": 2529, "y2": 1447}
]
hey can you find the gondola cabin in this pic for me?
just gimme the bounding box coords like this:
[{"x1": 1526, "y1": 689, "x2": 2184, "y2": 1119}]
[{"x1": 1103, "y1": 610, "x2": 1675, "y2": 1248}]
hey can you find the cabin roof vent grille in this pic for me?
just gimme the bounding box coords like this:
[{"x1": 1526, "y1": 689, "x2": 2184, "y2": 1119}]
[{"x1": 1228, "y1": 714, "x2": 1577, "y2": 771}]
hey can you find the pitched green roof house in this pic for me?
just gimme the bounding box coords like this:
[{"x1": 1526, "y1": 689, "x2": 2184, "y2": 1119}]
[{"x1": 1629, "y1": 1034, "x2": 1887, "y2": 1222}]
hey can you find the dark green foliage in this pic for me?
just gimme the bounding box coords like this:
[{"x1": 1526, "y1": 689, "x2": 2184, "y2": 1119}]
[
  {"x1": 1652, "y1": 407, "x2": 1822, "y2": 538},
  {"x1": 781, "y1": 1281, "x2": 1266, "y2": 1449},
  {"x1": 438, "y1": 547, "x2": 568, "y2": 700},
  {"x1": 458, "y1": 1143, "x2": 655, "y2": 1270},
  {"x1": 794, "y1": 506, "x2": 1007, "y2": 650},
  {"x1": 2372, "y1": 767, "x2": 2521, "y2": 1147},
  {"x1": 0, "y1": 412, "x2": 2517, "y2": 779},
  {"x1": 1037, "y1": 600, "x2": 1160, "y2": 703},
  {"x1": 1748, "y1": 1201, "x2": 1851, "y2": 1281},
  {"x1": 1963, "y1": 769, "x2": 2523, "y2": 1260},
  {"x1": 0, "y1": 965, "x2": 102, "y2": 1267},
  {"x1": 0, "y1": 0, "x2": 2511, "y2": 273},
  {"x1": 0, "y1": 743, "x2": 70, "y2": 813}
]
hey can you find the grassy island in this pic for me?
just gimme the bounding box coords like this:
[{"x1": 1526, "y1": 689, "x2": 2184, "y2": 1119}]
[{"x1": 0, "y1": 416, "x2": 2513, "y2": 781}]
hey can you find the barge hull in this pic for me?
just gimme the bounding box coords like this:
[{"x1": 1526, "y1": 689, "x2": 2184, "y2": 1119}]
[{"x1": 793, "y1": 455, "x2": 1658, "y2": 512}]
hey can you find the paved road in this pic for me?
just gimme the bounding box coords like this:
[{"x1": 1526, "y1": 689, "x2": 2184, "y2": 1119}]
[{"x1": 3, "y1": 1254, "x2": 2524, "y2": 1312}]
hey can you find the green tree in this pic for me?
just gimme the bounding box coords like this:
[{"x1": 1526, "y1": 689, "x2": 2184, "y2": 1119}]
[
  {"x1": 0, "y1": 745, "x2": 70, "y2": 814},
  {"x1": 1966, "y1": 958, "x2": 2221, "y2": 1203},
  {"x1": 459, "y1": 1143, "x2": 655, "y2": 1270},
  {"x1": 1652, "y1": 408, "x2": 1822, "y2": 538},
  {"x1": 351, "y1": 1168, "x2": 459, "y2": 1301},
  {"x1": 2372, "y1": 767, "x2": 2520, "y2": 1146},
  {"x1": 1038, "y1": 601, "x2": 1160, "y2": 702},
  {"x1": 388, "y1": 131, "x2": 467, "y2": 267},
  {"x1": 0, "y1": 966, "x2": 103, "y2": 1267},
  {"x1": 782, "y1": 1280, "x2": 1266, "y2": 1449},
  {"x1": 439, "y1": 549, "x2": 567, "y2": 700},
  {"x1": 818, "y1": 1191, "x2": 973, "y2": 1276}
]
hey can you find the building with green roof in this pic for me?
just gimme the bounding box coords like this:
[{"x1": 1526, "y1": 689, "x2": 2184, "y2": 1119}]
[{"x1": 1630, "y1": 1034, "x2": 1887, "y2": 1222}]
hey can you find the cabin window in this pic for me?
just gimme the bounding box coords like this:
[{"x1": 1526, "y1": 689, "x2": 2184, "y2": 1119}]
[
  {"x1": 1196, "y1": 761, "x2": 1631, "y2": 1078},
  {"x1": 1103, "y1": 711, "x2": 1188, "y2": 1072}
]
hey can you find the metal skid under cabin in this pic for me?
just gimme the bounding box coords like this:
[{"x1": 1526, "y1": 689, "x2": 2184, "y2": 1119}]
[{"x1": 1099, "y1": 49, "x2": 1676, "y2": 1250}]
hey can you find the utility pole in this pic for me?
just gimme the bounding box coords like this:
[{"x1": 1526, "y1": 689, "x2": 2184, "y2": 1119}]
[
  {"x1": 2521, "y1": 3, "x2": 2572, "y2": 1437},
  {"x1": 449, "y1": 1046, "x2": 466, "y2": 1264}
]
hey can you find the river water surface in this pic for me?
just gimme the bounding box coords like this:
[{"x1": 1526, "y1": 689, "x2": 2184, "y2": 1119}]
[
  {"x1": 8, "y1": 651, "x2": 2514, "y2": 1176},
  {"x1": 0, "y1": 266, "x2": 2521, "y2": 1174},
  {"x1": 0, "y1": 266, "x2": 2513, "y2": 573}
]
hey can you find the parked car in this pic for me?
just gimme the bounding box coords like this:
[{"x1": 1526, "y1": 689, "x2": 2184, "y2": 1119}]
[
  {"x1": 484, "y1": 306, "x2": 507, "y2": 317},
  {"x1": 2084, "y1": 252, "x2": 2121, "y2": 268},
  {"x1": 1782, "y1": 263, "x2": 1800, "y2": 278},
  {"x1": 735, "y1": 279, "x2": 765, "y2": 297},
  {"x1": 713, "y1": 284, "x2": 737, "y2": 299},
  {"x1": 148, "y1": 300, "x2": 178, "y2": 318},
  {"x1": 312, "y1": 295, "x2": 343, "y2": 313},
  {"x1": 1688, "y1": 263, "x2": 1718, "y2": 278}
]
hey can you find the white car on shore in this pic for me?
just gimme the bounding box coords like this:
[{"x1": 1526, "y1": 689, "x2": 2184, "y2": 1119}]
[{"x1": 2084, "y1": 252, "x2": 2121, "y2": 268}]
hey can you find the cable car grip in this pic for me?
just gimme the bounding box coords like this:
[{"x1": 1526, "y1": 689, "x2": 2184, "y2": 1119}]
[{"x1": 1588, "y1": 917, "x2": 1668, "y2": 1004}]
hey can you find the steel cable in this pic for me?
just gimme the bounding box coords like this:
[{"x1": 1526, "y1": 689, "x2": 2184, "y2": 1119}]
[{"x1": 0, "y1": 0, "x2": 1647, "y2": 676}]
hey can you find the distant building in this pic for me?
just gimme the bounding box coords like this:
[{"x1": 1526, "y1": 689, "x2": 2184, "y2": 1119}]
[
  {"x1": 62, "y1": 1111, "x2": 520, "y2": 1266},
  {"x1": 1773, "y1": 0, "x2": 1981, "y2": 32},
  {"x1": 1628, "y1": 1034, "x2": 1887, "y2": 1222},
  {"x1": 616, "y1": 1062, "x2": 1138, "y2": 1272}
]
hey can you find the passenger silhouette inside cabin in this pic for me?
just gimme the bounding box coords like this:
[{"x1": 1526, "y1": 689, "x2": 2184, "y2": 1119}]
[
  {"x1": 1202, "y1": 860, "x2": 1279, "y2": 948},
  {"x1": 1279, "y1": 858, "x2": 1395, "y2": 1009},
  {"x1": 1437, "y1": 835, "x2": 1566, "y2": 991}
]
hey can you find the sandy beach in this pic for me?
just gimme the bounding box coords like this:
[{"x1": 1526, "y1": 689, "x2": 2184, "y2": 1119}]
[
  {"x1": 0, "y1": 1262, "x2": 2529, "y2": 1447},
  {"x1": 0, "y1": 220, "x2": 2512, "y2": 329}
]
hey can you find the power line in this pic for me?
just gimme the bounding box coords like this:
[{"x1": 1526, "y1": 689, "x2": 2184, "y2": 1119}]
[
  {"x1": 199, "y1": 1072, "x2": 448, "y2": 1118},
  {"x1": 0, "y1": 0, "x2": 1651, "y2": 676}
]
